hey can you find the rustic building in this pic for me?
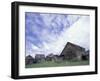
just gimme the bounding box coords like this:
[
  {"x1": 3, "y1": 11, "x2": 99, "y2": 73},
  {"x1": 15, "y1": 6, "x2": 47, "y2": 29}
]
[
  {"x1": 53, "y1": 55, "x2": 63, "y2": 63},
  {"x1": 82, "y1": 50, "x2": 89, "y2": 60},
  {"x1": 60, "y1": 42, "x2": 86, "y2": 60},
  {"x1": 25, "y1": 55, "x2": 34, "y2": 65},
  {"x1": 46, "y1": 53, "x2": 54, "y2": 61},
  {"x1": 35, "y1": 54, "x2": 45, "y2": 63},
  {"x1": 46, "y1": 54, "x2": 63, "y2": 62}
]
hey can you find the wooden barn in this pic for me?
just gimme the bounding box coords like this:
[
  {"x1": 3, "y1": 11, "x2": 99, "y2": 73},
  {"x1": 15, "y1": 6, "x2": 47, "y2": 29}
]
[
  {"x1": 46, "y1": 54, "x2": 63, "y2": 62},
  {"x1": 46, "y1": 53, "x2": 54, "y2": 61},
  {"x1": 60, "y1": 42, "x2": 86, "y2": 60},
  {"x1": 82, "y1": 50, "x2": 89, "y2": 60},
  {"x1": 25, "y1": 55, "x2": 34, "y2": 65},
  {"x1": 35, "y1": 54, "x2": 45, "y2": 63}
]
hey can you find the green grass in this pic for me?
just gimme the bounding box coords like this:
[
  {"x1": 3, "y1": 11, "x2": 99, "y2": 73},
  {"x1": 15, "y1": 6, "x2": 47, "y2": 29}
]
[{"x1": 26, "y1": 60, "x2": 89, "y2": 68}]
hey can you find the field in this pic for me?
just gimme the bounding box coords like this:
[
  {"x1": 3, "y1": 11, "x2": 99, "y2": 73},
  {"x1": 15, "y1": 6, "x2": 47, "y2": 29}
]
[{"x1": 26, "y1": 60, "x2": 89, "y2": 68}]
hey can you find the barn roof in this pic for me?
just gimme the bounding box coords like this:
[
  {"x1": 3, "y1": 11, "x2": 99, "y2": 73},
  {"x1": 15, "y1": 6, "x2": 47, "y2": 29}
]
[
  {"x1": 67, "y1": 42, "x2": 85, "y2": 49},
  {"x1": 60, "y1": 42, "x2": 85, "y2": 55},
  {"x1": 26, "y1": 55, "x2": 34, "y2": 59}
]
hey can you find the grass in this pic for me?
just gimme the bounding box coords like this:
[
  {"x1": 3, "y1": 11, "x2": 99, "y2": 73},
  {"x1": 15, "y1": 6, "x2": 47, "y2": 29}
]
[{"x1": 25, "y1": 60, "x2": 89, "y2": 68}]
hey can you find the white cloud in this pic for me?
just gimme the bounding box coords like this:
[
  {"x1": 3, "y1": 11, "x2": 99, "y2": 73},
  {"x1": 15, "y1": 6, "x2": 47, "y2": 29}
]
[{"x1": 67, "y1": 16, "x2": 90, "y2": 50}]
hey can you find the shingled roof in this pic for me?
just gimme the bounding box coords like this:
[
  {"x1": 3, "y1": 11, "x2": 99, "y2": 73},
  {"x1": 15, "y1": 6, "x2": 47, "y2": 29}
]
[
  {"x1": 62, "y1": 42, "x2": 85, "y2": 53},
  {"x1": 60, "y1": 42, "x2": 85, "y2": 59}
]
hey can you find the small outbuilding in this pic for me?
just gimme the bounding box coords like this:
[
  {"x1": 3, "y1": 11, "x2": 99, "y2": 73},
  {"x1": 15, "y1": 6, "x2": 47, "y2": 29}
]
[
  {"x1": 25, "y1": 55, "x2": 34, "y2": 65},
  {"x1": 35, "y1": 54, "x2": 45, "y2": 63},
  {"x1": 46, "y1": 54, "x2": 63, "y2": 62},
  {"x1": 46, "y1": 53, "x2": 54, "y2": 61}
]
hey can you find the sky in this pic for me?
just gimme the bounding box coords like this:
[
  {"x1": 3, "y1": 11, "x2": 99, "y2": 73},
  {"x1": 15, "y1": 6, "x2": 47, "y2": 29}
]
[{"x1": 25, "y1": 12, "x2": 90, "y2": 57}]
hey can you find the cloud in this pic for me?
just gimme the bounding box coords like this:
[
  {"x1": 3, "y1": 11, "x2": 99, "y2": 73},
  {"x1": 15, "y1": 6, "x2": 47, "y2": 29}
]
[
  {"x1": 61, "y1": 16, "x2": 90, "y2": 50},
  {"x1": 25, "y1": 12, "x2": 89, "y2": 57}
]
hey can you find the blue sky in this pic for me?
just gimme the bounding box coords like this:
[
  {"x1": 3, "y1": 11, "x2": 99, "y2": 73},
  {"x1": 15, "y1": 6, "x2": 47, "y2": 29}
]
[{"x1": 25, "y1": 12, "x2": 90, "y2": 57}]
